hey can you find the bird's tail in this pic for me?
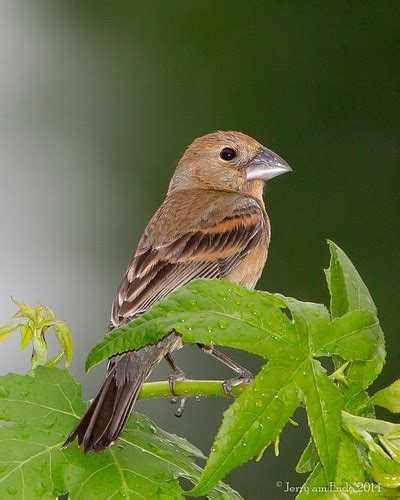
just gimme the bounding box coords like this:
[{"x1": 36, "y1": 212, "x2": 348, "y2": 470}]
[{"x1": 63, "y1": 334, "x2": 180, "y2": 452}]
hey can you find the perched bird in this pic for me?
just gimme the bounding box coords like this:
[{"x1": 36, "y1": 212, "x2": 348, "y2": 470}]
[{"x1": 64, "y1": 131, "x2": 292, "y2": 452}]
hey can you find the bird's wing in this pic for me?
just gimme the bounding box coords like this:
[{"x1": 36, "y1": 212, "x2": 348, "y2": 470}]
[{"x1": 110, "y1": 194, "x2": 265, "y2": 327}]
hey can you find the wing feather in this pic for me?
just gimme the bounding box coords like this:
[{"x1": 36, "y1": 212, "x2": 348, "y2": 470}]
[{"x1": 110, "y1": 199, "x2": 265, "y2": 328}]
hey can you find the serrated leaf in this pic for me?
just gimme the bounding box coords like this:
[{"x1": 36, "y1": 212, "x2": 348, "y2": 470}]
[
  {"x1": 314, "y1": 310, "x2": 379, "y2": 361},
  {"x1": 281, "y1": 296, "x2": 343, "y2": 483},
  {"x1": 189, "y1": 360, "x2": 301, "y2": 496},
  {"x1": 295, "y1": 359, "x2": 343, "y2": 482},
  {"x1": 325, "y1": 241, "x2": 377, "y2": 318},
  {"x1": 53, "y1": 321, "x2": 73, "y2": 367},
  {"x1": 85, "y1": 280, "x2": 300, "y2": 372},
  {"x1": 325, "y1": 241, "x2": 386, "y2": 412},
  {"x1": 296, "y1": 439, "x2": 319, "y2": 473},
  {"x1": 371, "y1": 380, "x2": 400, "y2": 413},
  {"x1": 0, "y1": 323, "x2": 19, "y2": 341},
  {"x1": 0, "y1": 367, "x2": 240, "y2": 499}
]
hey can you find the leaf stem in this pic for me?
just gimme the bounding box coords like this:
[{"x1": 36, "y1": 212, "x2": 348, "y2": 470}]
[{"x1": 137, "y1": 379, "x2": 247, "y2": 400}]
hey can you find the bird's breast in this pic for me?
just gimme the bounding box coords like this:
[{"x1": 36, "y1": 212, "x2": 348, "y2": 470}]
[{"x1": 225, "y1": 212, "x2": 270, "y2": 289}]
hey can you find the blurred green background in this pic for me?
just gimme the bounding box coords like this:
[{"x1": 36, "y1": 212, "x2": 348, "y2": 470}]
[{"x1": 0, "y1": 1, "x2": 399, "y2": 498}]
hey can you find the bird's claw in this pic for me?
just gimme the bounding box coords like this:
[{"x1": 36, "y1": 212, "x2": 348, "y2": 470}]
[
  {"x1": 168, "y1": 369, "x2": 187, "y2": 417},
  {"x1": 222, "y1": 370, "x2": 254, "y2": 398}
]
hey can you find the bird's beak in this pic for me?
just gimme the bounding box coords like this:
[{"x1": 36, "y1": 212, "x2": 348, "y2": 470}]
[{"x1": 245, "y1": 146, "x2": 292, "y2": 181}]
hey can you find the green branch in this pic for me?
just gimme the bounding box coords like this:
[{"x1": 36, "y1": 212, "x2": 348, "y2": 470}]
[{"x1": 138, "y1": 379, "x2": 247, "y2": 400}]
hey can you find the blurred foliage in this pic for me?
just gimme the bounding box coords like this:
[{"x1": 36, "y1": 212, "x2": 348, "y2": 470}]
[{"x1": 0, "y1": 299, "x2": 72, "y2": 369}]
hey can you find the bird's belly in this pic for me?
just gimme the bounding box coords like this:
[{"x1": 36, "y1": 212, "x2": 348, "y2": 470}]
[{"x1": 225, "y1": 236, "x2": 268, "y2": 289}]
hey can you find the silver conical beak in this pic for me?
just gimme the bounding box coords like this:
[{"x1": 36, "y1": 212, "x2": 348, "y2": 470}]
[{"x1": 246, "y1": 146, "x2": 292, "y2": 181}]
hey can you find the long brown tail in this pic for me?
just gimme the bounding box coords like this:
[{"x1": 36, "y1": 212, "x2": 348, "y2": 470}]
[{"x1": 64, "y1": 334, "x2": 180, "y2": 452}]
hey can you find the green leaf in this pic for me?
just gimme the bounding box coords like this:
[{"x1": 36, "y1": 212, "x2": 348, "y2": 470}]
[
  {"x1": 53, "y1": 321, "x2": 73, "y2": 367},
  {"x1": 281, "y1": 296, "x2": 343, "y2": 483},
  {"x1": 371, "y1": 380, "x2": 400, "y2": 413},
  {"x1": 0, "y1": 323, "x2": 19, "y2": 341},
  {"x1": 368, "y1": 451, "x2": 400, "y2": 488},
  {"x1": 295, "y1": 359, "x2": 343, "y2": 482},
  {"x1": 189, "y1": 361, "x2": 300, "y2": 496},
  {"x1": 85, "y1": 281, "x2": 300, "y2": 372},
  {"x1": 325, "y1": 241, "x2": 386, "y2": 412},
  {"x1": 11, "y1": 298, "x2": 36, "y2": 321},
  {"x1": 325, "y1": 240, "x2": 377, "y2": 318},
  {"x1": 296, "y1": 439, "x2": 319, "y2": 474},
  {"x1": 19, "y1": 324, "x2": 32, "y2": 351},
  {"x1": 296, "y1": 463, "x2": 327, "y2": 499},
  {"x1": 335, "y1": 433, "x2": 365, "y2": 485},
  {"x1": 314, "y1": 310, "x2": 379, "y2": 361},
  {"x1": 342, "y1": 411, "x2": 400, "y2": 438},
  {"x1": 0, "y1": 367, "x2": 240, "y2": 499}
]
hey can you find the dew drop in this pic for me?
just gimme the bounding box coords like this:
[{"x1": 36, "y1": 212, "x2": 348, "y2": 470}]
[
  {"x1": 253, "y1": 420, "x2": 259, "y2": 429},
  {"x1": 7, "y1": 487, "x2": 17, "y2": 496},
  {"x1": 195, "y1": 396, "x2": 201, "y2": 402},
  {"x1": 43, "y1": 421, "x2": 55, "y2": 430},
  {"x1": 218, "y1": 321, "x2": 227, "y2": 330},
  {"x1": 21, "y1": 390, "x2": 30, "y2": 398},
  {"x1": 255, "y1": 400, "x2": 263, "y2": 408},
  {"x1": 190, "y1": 300, "x2": 197, "y2": 307},
  {"x1": 19, "y1": 429, "x2": 30, "y2": 439}
]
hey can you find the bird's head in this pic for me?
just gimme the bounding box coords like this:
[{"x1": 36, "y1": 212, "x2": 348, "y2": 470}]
[{"x1": 168, "y1": 131, "x2": 292, "y2": 198}]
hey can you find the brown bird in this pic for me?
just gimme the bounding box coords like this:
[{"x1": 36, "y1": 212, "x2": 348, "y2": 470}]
[{"x1": 64, "y1": 131, "x2": 292, "y2": 452}]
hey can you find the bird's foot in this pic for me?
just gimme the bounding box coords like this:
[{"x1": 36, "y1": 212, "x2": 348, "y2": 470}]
[
  {"x1": 222, "y1": 369, "x2": 254, "y2": 398},
  {"x1": 168, "y1": 369, "x2": 187, "y2": 417}
]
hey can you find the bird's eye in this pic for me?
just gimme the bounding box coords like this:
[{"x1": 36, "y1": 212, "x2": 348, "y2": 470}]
[{"x1": 220, "y1": 147, "x2": 236, "y2": 161}]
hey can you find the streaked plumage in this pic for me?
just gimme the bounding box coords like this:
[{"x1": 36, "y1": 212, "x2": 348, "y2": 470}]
[{"x1": 64, "y1": 131, "x2": 291, "y2": 452}]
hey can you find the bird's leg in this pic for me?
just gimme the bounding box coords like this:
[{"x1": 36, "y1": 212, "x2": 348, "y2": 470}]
[
  {"x1": 164, "y1": 353, "x2": 187, "y2": 417},
  {"x1": 198, "y1": 345, "x2": 254, "y2": 397}
]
